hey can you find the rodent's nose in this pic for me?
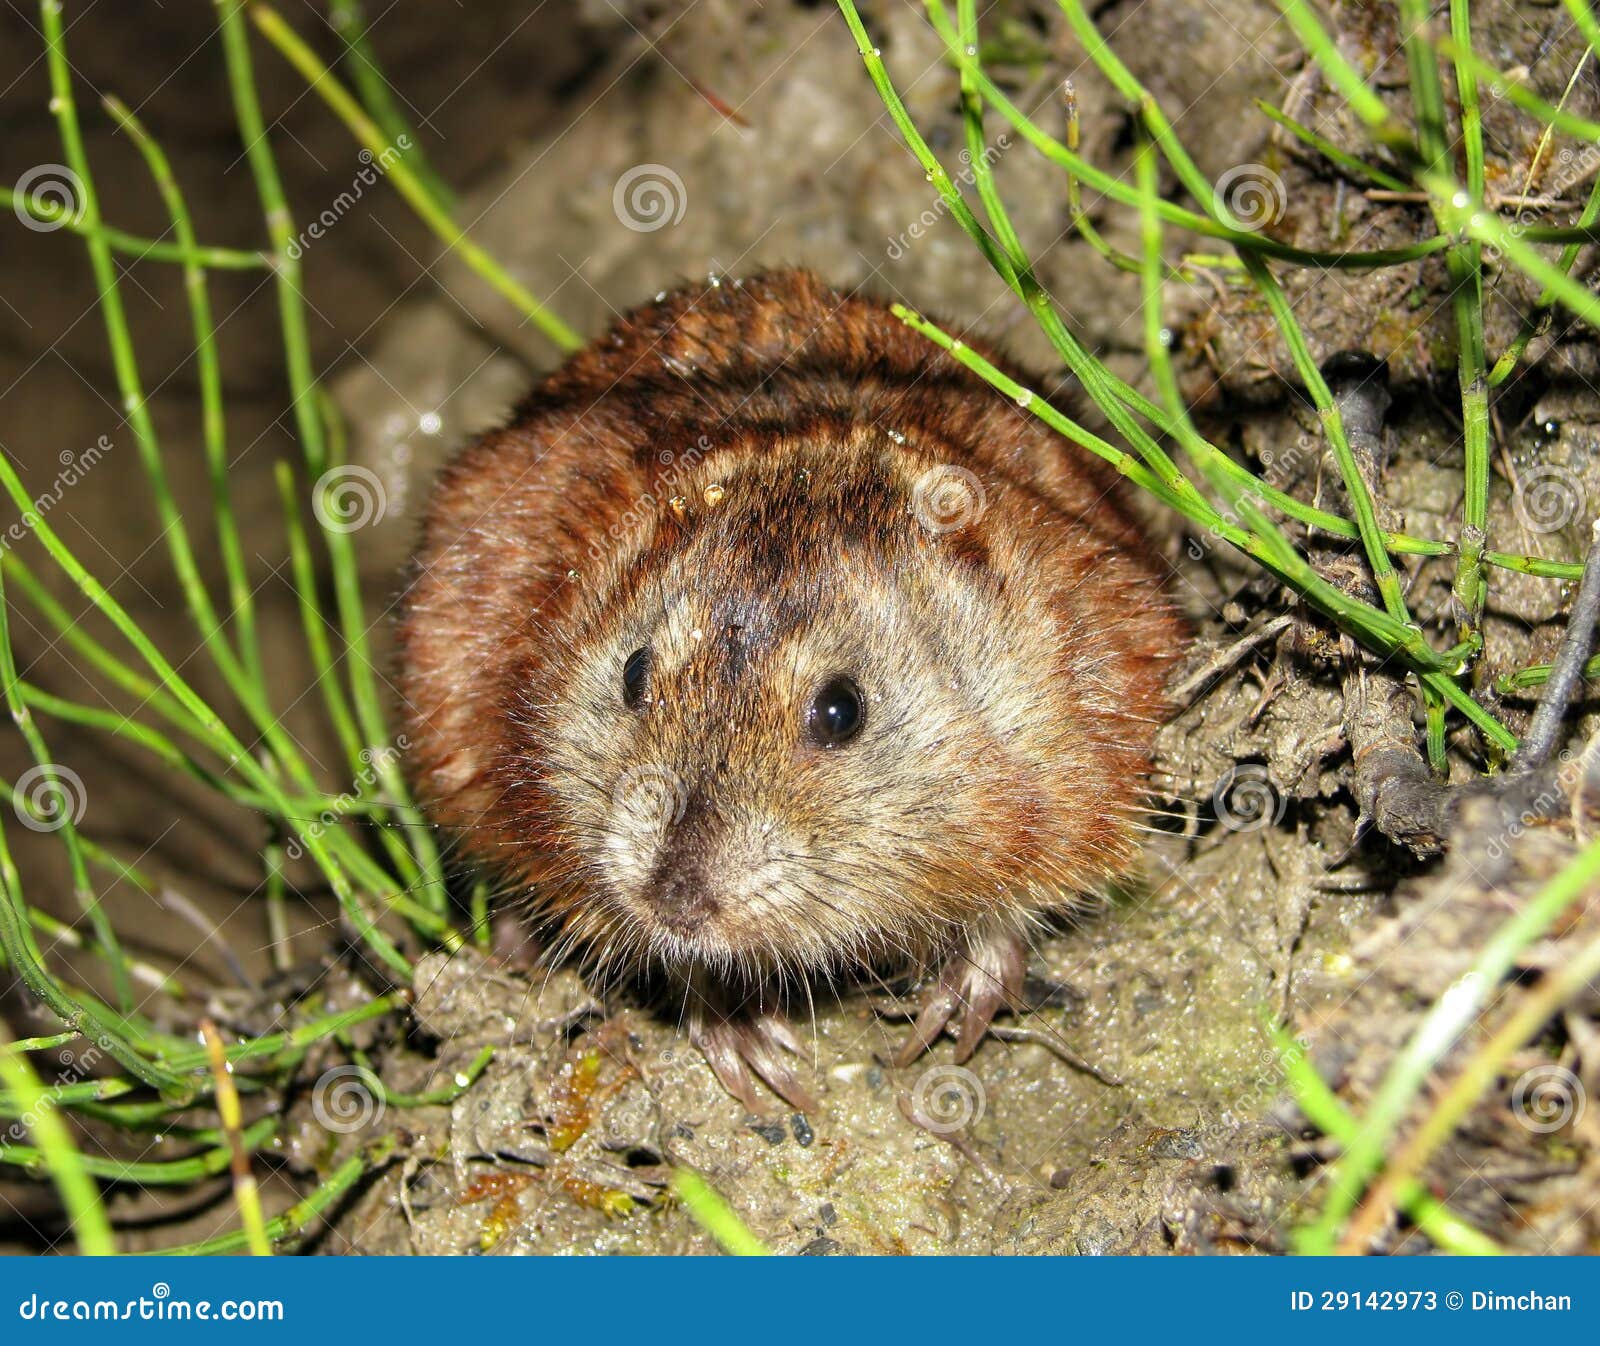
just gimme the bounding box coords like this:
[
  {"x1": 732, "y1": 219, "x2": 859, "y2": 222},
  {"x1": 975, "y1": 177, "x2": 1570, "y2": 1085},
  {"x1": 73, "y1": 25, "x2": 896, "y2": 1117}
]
[{"x1": 645, "y1": 860, "x2": 719, "y2": 934}]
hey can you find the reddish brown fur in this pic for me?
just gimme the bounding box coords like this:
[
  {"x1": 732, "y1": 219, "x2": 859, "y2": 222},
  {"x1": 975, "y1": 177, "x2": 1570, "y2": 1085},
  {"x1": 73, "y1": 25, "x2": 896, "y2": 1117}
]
[{"x1": 398, "y1": 270, "x2": 1183, "y2": 1105}]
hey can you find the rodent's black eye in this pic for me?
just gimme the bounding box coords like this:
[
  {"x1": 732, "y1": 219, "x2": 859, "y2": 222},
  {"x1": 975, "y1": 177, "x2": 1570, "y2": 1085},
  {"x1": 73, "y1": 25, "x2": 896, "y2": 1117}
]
[
  {"x1": 622, "y1": 647, "x2": 651, "y2": 709},
  {"x1": 807, "y1": 676, "x2": 864, "y2": 748}
]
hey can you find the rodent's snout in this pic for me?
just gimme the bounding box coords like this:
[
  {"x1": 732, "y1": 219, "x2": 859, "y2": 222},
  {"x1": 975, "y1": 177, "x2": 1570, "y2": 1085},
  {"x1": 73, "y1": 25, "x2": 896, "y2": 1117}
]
[
  {"x1": 641, "y1": 856, "x2": 719, "y2": 937},
  {"x1": 636, "y1": 789, "x2": 722, "y2": 938}
]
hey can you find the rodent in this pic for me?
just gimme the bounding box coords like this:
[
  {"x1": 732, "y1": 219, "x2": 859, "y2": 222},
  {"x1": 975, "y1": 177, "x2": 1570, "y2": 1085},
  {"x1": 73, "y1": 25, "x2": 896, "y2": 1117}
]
[{"x1": 397, "y1": 269, "x2": 1183, "y2": 1110}]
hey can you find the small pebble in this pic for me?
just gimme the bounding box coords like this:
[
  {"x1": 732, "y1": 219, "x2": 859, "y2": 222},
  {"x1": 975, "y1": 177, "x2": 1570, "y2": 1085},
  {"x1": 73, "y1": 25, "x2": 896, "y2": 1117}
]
[{"x1": 747, "y1": 1116, "x2": 788, "y2": 1145}]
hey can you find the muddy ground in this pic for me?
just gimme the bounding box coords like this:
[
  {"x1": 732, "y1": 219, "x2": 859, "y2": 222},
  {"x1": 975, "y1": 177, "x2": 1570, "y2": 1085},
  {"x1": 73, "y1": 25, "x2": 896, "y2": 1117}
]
[{"x1": 2, "y1": 0, "x2": 1599, "y2": 1254}]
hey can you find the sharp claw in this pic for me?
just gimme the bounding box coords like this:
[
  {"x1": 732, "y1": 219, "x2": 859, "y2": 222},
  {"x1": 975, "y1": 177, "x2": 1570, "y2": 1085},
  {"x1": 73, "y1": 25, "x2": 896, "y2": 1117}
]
[
  {"x1": 897, "y1": 928, "x2": 1028, "y2": 1065},
  {"x1": 895, "y1": 989, "x2": 959, "y2": 1066},
  {"x1": 692, "y1": 1013, "x2": 818, "y2": 1113},
  {"x1": 693, "y1": 1022, "x2": 765, "y2": 1112}
]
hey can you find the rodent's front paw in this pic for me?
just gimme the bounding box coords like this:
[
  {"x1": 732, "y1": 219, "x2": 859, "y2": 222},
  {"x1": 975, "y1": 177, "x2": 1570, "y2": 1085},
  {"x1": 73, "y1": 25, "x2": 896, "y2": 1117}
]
[
  {"x1": 691, "y1": 1009, "x2": 817, "y2": 1114},
  {"x1": 896, "y1": 926, "x2": 1027, "y2": 1066}
]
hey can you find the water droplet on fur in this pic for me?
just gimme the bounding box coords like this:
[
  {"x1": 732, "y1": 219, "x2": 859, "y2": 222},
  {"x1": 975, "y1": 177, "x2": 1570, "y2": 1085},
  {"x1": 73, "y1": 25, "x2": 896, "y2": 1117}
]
[
  {"x1": 690, "y1": 627, "x2": 704, "y2": 642},
  {"x1": 703, "y1": 482, "x2": 726, "y2": 506},
  {"x1": 887, "y1": 428, "x2": 906, "y2": 444},
  {"x1": 566, "y1": 568, "x2": 579, "y2": 580},
  {"x1": 669, "y1": 495, "x2": 688, "y2": 518},
  {"x1": 796, "y1": 467, "x2": 812, "y2": 486},
  {"x1": 707, "y1": 272, "x2": 722, "y2": 287}
]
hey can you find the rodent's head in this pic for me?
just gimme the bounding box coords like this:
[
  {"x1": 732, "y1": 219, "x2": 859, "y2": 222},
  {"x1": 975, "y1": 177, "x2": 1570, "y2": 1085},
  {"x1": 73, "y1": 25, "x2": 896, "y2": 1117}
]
[{"x1": 441, "y1": 427, "x2": 1165, "y2": 983}]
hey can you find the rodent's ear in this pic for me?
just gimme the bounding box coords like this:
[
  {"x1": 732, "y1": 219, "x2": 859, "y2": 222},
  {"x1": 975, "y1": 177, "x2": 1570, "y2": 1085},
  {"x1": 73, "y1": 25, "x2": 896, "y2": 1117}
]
[{"x1": 397, "y1": 413, "x2": 646, "y2": 818}]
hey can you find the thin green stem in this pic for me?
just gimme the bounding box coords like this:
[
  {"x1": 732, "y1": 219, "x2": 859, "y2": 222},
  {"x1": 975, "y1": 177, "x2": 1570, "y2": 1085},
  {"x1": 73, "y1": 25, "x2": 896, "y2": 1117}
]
[
  {"x1": 0, "y1": 611, "x2": 131, "y2": 1009},
  {"x1": 1297, "y1": 827, "x2": 1600, "y2": 1252},
  {"x1": 150, "y1": 1133, "x2": 397, "y2": 1255},
  {"x1": 1272, "y1": 1025, "x2": 1501, "y2": 1254},
  {"x1": 0, "y1": 1027, "x2": 116, "y2": 1253},
  {"x1": 250, "y1": 4, "x2": 582, "y2": 354},
  {"x1": 1254, "y1": 99, "x2": 1408, "y2": 192},
  {"x1": 327, "y1": 0, "x2": 455, "y2": 208},
  {"x1": 0, "y1": 186, "x2": 268, "y2": 267},
  {"x1": 103, "y1": 96, "x2": 263, "y2": 689}
]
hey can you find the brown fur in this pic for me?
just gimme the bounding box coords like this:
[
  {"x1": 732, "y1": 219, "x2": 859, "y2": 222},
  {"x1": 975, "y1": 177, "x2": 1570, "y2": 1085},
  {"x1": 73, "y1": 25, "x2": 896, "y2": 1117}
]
[{"x1": 397, "y1": 270, "x2": 1184, "y2": 1104}]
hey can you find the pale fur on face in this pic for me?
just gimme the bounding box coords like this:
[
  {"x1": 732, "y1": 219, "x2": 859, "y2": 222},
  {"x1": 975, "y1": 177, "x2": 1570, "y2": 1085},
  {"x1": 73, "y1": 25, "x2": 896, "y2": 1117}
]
[{"x1": 519, "y1": 444, "x2": 1124, "y2": 986}]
